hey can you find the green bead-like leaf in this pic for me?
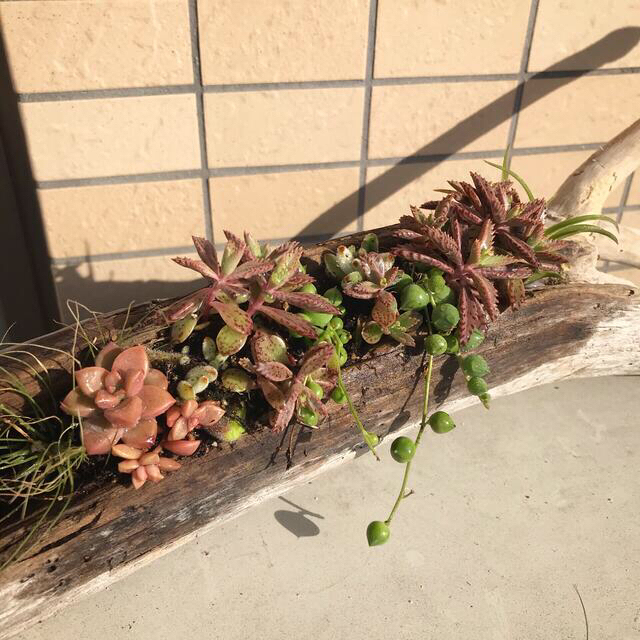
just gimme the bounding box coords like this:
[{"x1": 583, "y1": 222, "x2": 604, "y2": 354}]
[
  {"x1": 366, "y1": 521, "x2": 390, "y2": 547},
  {"x1": 461, "y1": 354, "x2": 490, "y2": 378}
]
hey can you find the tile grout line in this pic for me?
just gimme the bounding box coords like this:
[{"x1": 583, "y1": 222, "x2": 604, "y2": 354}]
[
  {"x1": 16, "y1": 68, "x2": 640, "y2": 103},
  {"x1": 50, "y1": 233, "x2": 349, "y2": 266},
  {"x1": 50, "y1": 246, "x2": 198, "y2": 267},
  {"x1": 49, "y1": 205, "x2": 640, "y2": 267},
  {"x1": 188, "y1": 0, "x2": 214, "y2": 243},
  {"x1": 505, "y1": 0, "x2": 540, "y2": 163},
  {"x1": 357, "y1": 0, "x2": 379, "y2": 233},
  {"x1": 36, "y1": 143, "x2": 606, "y2": 189}
]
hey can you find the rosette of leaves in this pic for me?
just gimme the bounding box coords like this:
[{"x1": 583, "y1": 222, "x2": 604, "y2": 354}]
[
  {"x1": 239, "y1": 332, "x2": 337, "y2": 432},
  {"x1": 169, "y1": 232, "x2": 275, "y2": 324},
  {"x1": 421, "y1": 171, "x2": 618, "y2": 306},
  {"x1": 211, "y1": 242, "x2": 341, "y2": 359},
  {"x1": 171, "y1": 234, "x2": 340, "y2": 361},
  {"x1": 324, "y1": 233, "x2": 419, "y2": 346},
  {"x1": 393, "y1": 210, "x2": 533, "y2": 344},
  {"x1": 111, "y1": 444, "x2": 181, "y2": 490},
  {"x1": 60, "y1": 343, "x2": 176, "y2": 455},
  {"x1": 324, "y1": 233, "x2": 405, "y2": 297}
]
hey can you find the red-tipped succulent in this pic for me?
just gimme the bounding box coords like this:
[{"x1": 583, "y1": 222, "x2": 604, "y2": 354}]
[
  {"x1": 393, "y1": 203, "x2": 533, "y2": 344},
  {"x1": 171, "y1": 234, "x2": 340, "y2": 359},
  {"x1": 169, "y1": 232, "x2": 275, "y2": 322},
  {"x1": 60, "y1": 343, "x2": 175, "y2": 455},
  {"x1": 112, "y1": 444, "x2": 182, "y2": 490},
  {"x1": 240, "y1": 331, "x2": 337, "y2": 432}
]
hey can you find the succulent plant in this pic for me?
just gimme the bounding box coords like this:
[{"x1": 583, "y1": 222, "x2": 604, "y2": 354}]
[
  {"x1": 324, "y1": 233, "x2": 405, "y2": 299},
  {"x1": 360, "y1": 291, "x2": 422, "y2": 347},
  {"x1": 239, "y1": 331, "x2": 337, "y2": 432},
  {"x1": 171, "y1": 235, "x2": 340, "y2": 361},
  {"x1": 111, "y1": 444, "x2": 181, "y2": 490},
  {"x1": 61, "y1": 343, "x2": 175, "y2": 455},
  {"x1": 418, "y1": 172, "x2": 575, "y2": 306},
  {"x1": 393, "y1": 199, "x2": 534, "y2": 343},
  {"x1": 324, "y1": 233, "x2": 420, "y2": 347},
  {"x1": 165, "y1": 399, "x2": 224, "y2": 441},
  {"x1": 169, "y1": 232, "x2": 275, "y2": 323}
]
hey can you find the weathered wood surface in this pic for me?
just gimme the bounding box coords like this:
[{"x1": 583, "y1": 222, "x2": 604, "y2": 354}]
[
  {"x1": 2, "y1": 113, "x2": 640, "y2": 636},
  {"x1": 1, "y1": 274, "x2": 639, "y2": 637}
]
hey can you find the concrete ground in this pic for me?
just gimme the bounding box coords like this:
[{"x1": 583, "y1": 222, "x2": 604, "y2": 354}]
[{"x1": 15, "y1": 376, "x2": 640, "y2": 640}]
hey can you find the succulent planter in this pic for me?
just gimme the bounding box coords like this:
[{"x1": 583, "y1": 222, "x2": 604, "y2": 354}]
[{"x1": 1, "y1": 120, "x2": 640, "y2": 638}]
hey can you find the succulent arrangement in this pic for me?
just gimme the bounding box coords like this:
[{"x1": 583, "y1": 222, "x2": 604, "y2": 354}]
[{"x1": 0, "y1": 159, "x2": 618, "y2": 564}]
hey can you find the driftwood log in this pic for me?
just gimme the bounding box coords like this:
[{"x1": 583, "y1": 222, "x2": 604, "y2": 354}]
[{"x1": 1, "y1": 121, "x2": 639, "y2": 638}]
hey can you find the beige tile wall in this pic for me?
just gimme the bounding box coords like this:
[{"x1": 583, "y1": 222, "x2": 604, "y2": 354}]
[{"x1": 0, "y1": 0, "x2": 638, "y2": 318}]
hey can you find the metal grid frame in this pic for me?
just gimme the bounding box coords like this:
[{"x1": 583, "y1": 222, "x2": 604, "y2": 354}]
[{"x1": 15, "y1": 0, "x2": 638, "y2": 267}]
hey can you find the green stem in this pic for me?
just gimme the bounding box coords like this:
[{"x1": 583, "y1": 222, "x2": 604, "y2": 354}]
[
  {"x1": 326, "y1": 326, "x2": 379, "y2": 461},
  {"x1": 386, "y1": 353, "x2": 433, "y2": 525}
]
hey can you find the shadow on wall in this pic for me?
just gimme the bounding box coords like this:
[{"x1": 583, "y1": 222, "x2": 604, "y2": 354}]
[
  {"x1": 3, "y1": 28, "x2": 639, "y2": 326},
  {"x1": 52, "y1": 263, "x2": 201, "y2": 322}
]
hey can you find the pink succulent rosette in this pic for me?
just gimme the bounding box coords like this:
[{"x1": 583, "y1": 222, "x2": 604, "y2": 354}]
[
  {"x1": 112, "y1": 444, "x2": 182, "y2": 490},
  {"x1": 60, "y1": 343, "x2": 175, "y2": 455},
  {"x1": 163, "y1": 399, "x2": 225, "y2": 456}
]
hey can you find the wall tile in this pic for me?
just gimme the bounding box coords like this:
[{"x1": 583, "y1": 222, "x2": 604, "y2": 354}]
[
  {"x1": 375, "y1": 0, "x2": 530, "y2": 77},
  {"x1": 198, "y1": 0, "x2": 369, "y2": 84},
  {"x1": 510, "y1": 150, "x2": 593, "y2": 201},
  {"x1": 39, "y1": 180, "x2": 204, "y2": 259},
  {"x1": 515, "y1": 76, "x2": 640, "y2": 148},
  {"x1": 54, "y1": 254, "x2": 200, "y2": 320},
  {"x1": 204, "y1": 89, "x2": 363, "y2": 167},
  {"x1": 210, "y1": 168, "x2": 359, "y2": 243},
  {"x1": 368, "y1": 81, "x2": 516, "y2": 159},
  {"x1": 20, "y1": 95, "x2": 200, "y2": 181},
  {"x1": 364, "y1": 158, "x2": 496, "y2": 229},
  {"x1": 0, "y1": 0, "x2": 192, "y2": 93},
  {"x1": 529, "y1": 1, "x2": 640, "y2": 72}
]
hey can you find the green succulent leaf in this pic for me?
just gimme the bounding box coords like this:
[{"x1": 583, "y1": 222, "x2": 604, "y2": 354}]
[
  {"x1": 361, "y1": 321, "x2": 383, "y2": 344},
  {"x1": 251, "y1": 330, "x2": 289, "y2": 364},
  {"x1": 216, "y1": 325, "x2": 248, "y2": 356},
  {"x1": 360, "y1": 233, "x2": 379, "y2": 253}
]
